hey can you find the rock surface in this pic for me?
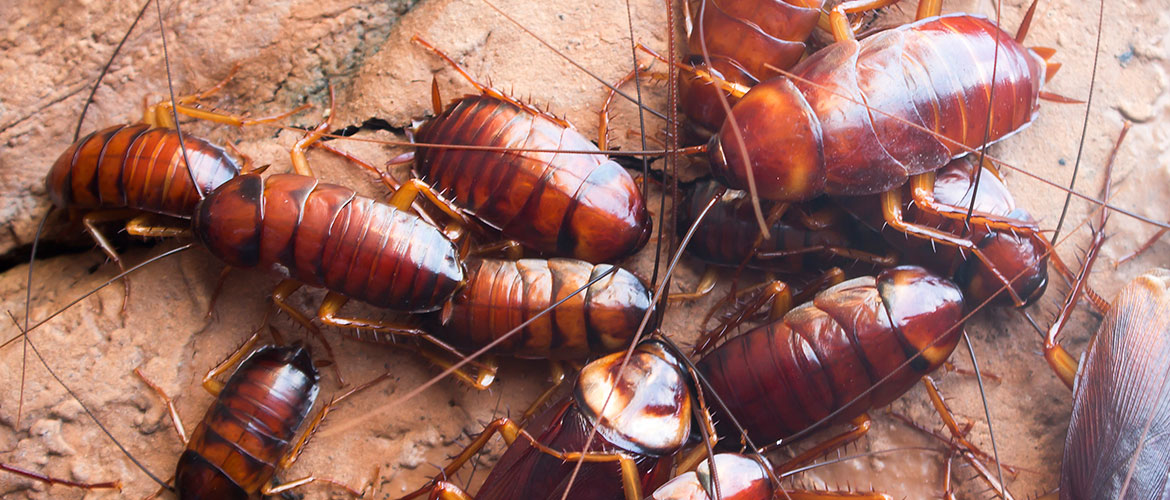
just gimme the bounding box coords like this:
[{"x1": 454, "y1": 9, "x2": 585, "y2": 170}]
[{"x1": 1, "y1": 0, "x2": 1168, "y2": 498}]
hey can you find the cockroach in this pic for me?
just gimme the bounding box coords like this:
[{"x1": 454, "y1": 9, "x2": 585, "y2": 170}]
[
  {"x1": 1053, "y1": 268, "x2": 1170, "y2": 499},
  {"x1": 695, "y1": 266, "x2": 966, "y2": 452},
  {"x1": 403, "y1": 36, "x2": 652, "y2": 263},
  {"x1": 394, "y1": 337, "x2": 900, "y2": 500},
  {"x1": 677, "y1": 180, "x2": 893, "y2": 274},
  {"x1": 427, "y1": 258, "x2": 653, "y2": 360},
  {"x1": 689, "y1": 0, "x2": 1064, "y2": 305},
  {"x1": 134, "y1": 328, "x2": 367, "y2": 499},
  {"x1": 396, "y1": 338, "x2": 698, "y2": 500},
  {"x1": 1036, "y1": 191, "x2": 1170, "y2": 499},
  {"x1": 838, "y1": 157, "x2": 1051, "y2": 307}
]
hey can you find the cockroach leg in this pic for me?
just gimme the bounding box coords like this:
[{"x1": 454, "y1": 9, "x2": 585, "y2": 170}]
[
  {"x1": 771, "y1": 414, "x2": 873, "y2": 472},
  {"x1": 133, "y1": 367, "x2": 190, "y2": 445},
  {"x1": 80, "y1": 208, "x2": 138, "y2": 313}
]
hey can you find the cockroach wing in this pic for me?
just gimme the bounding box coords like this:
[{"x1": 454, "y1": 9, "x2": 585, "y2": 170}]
[{"x1": 1061, "y1": 269, "x2": 1170, "y2": 500}]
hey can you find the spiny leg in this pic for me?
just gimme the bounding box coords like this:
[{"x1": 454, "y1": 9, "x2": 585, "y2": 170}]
[
  {"x1": 411, "y1": 35, "x2": 573, "y2": 128},
  {"x1": 317, "y1": 292, "x2": 497, "y2": 389},
  {"x1": 269, "y1": 280, "x2": 345, "y2": 384},
  {"x1": 881, "y1": 188, "x2": 1027, "y2": 306},
  {"x1": 771, "y1": 414, "x2": 873, "y2": 473},
  {"x1": 145, "y1": 65, "x2": 310, "y2": 129}
]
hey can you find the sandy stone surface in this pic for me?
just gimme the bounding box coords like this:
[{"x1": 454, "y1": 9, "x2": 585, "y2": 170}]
[{"x1": 0, "y1": 0, "x2": 1167, "y2": 498}]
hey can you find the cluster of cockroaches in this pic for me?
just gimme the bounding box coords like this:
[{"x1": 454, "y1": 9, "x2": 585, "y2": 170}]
[{"x1": 2, "y1": 0, "x2": 1167, "y2": 498}]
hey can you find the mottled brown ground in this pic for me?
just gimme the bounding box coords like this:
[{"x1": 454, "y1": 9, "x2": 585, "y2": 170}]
[{"x1": 0, "y1": 0, "x2": 1167, "y2": 498}]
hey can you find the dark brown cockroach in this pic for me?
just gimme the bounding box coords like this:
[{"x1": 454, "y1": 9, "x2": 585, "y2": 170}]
[
  {"x1": 838, "y1": 158, "x2": 1051, "y2": 307},
  {"x1": 135, "y1": 331, "x2": 366, "y2": 499},
  {"x1": 397, "y1": 338, "x2": 697, "y2": 500},
  {"x1": 405, "y1": 36, "x2": 652, "y2": 263},
  {"x1": 677, "y1": 180, "x2": 892, "y2": 274},
  {"x1": 695, "y1": 266, "x2": 965, "y2": 452}
]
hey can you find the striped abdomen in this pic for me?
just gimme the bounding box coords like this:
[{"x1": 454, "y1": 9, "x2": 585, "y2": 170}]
[
  {"x1": 696, "y1": 266, "x2": 964, "y2": 445},
  {"x1": 680, "y1": 0, "x2": 823, "y2": 134},
  {"x1": 433, "y1": 258, "x2": 652, "y2": 359},
  {"x1": 176, "y1": 346, "x2": 318, "y2": 500},
  {"x1": 193, "y1": 173, "x2": 464, "y2": 312},
  {"x1": 710, "y1": 14, "x2": 1048, "y2": 201},
  {"x1": 413, "y1": 95, "x2": 651, "y2": 263},
  {"x1": 46, "y1": 123, "x2": 239, "y2": 217}
]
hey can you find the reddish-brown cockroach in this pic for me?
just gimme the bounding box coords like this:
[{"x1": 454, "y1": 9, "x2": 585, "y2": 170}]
[
  {"x1": 428, "y1": 258, "x2": 653, "y2": 360},
  {"x1": 695, "y1": 266, "x2": 966, "y2": 452},
  {"x1": 690, "y1": 2, "x2": 1063, "y2": 305},
  {"x1": 404, "y1": 36, "x2": 652, "y2": 263},
  {"x1": 135, "y1": 329, "x2": 367, "y2": 499},
  {"x1": 41, "y1": 70, "x2": 307, "y2": 295}
]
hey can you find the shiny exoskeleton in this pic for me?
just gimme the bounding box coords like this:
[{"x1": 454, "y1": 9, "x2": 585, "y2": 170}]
[
  {"x1": 434, "y1": 258, "x2": 652, "y2": 359},
  {"x1": 696, "y1": 266, "x2": 965, "y2": 445},
  {"x1": 709, "y1": 14, "x2": 1050, "y2": 202},
  {"x1": 680, "y1": 0, "x2": 824, "y2": 136},
  {"x1": 177, "y1": 345, "x2": 318, "y2": 499},
  {"x1": 413, "y1": 95, "x2": 652, "y2": 263},
  {"x1": 840, "y1": 158, "x2": 1049, "y2": 306},
  {"x1": 401, "y1": 339, "x2": 696, "y2": 500},
  {"x1": 193, "y1": 172, "x2": 464, "y2": 312},
  {"x1": 46, "y1": 123, "x2": 239, "y2": 218}
]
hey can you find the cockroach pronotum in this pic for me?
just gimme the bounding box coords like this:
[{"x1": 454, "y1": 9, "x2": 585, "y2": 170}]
[
  {"x1": 402, "y1": 36, "x2": 652, "y2": 264},
  {"x1": 695, "y1": 266, "x2": 966, "y2": 454}
]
